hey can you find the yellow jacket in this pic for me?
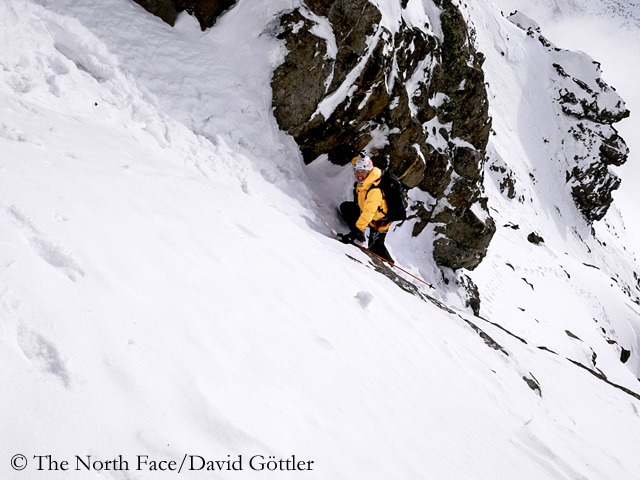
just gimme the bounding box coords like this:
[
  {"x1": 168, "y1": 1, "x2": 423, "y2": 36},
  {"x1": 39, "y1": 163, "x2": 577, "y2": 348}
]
[{"x1": 356, "y1": 167, "x2": 390, "y2": 233}]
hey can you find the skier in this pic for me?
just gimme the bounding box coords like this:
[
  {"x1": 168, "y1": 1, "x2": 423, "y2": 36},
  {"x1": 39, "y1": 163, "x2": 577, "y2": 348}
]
[{"x1": 338, "y1": 155, "x2": 394, "y2": 264}]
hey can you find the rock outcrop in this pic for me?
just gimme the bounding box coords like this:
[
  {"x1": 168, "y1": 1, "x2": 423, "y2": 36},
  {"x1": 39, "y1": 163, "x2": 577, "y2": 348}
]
[
  {"x1": 132, "y1": 0, "x2": 177, "y2": 26},
  {"x1": 174, "y1": 0, "x2": 237, "y2": 30},
  {"x1": 133, "y1": 0, "x2": 237, "y2": 30},
  {"x1": 508, "y1": 12, "x2": 630, "y2": 222},
  {"x1": 271, "y1": 0, "x2": 496, "y2": 270},
  {"x1": 128, "y1": 0, "x2": 630, "y2": 268}
]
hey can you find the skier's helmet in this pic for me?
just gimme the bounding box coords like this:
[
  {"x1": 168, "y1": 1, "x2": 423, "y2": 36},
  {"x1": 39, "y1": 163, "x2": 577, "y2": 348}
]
[{"x1": 352, "y1": 155, "x2": 373, "y2": 172}]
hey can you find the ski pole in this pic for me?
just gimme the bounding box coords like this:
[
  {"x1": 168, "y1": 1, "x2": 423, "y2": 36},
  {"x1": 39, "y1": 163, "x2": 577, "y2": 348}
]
[{"x1": 352, "y1": 242, "x2": 434, "y2": 289}]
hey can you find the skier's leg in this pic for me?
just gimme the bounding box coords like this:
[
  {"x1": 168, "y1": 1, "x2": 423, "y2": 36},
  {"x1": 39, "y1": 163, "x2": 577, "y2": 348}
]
[
  {"x1": 368, "y1": 230, "x2": 394, "y2": 264},
  {"x1": 339, "y1": 201, "x2": 361, "y2": 234}
]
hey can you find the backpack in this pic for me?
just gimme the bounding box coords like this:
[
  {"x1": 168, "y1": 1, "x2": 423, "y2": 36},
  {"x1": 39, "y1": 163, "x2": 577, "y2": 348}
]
[{"x1": 368, "y1": 169, "x2": 407, "y2": 222}]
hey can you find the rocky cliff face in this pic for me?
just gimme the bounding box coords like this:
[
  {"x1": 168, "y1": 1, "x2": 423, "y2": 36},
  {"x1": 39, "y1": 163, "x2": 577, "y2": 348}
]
[
  {"x1": 506, "y1": 12, "x2": 630, "y2": 223},
  {"x1": 271, "y1": 0, "x2": 495, "y2": 270},
  {"x1": 130, "y1": 0, "x2": 630, "y2": 270}
]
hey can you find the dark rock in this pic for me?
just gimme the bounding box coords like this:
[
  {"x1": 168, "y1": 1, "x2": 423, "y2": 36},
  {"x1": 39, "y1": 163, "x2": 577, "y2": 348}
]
[
  {"x1": 326, "y1": 0, "x2": 382, "y2": 95},
  {"x1": 563, "y1": 122, "x2": 628, "y2": 221},
  {"x1": 599, "y1": 130, "x2": 628, "y2": 167},
  {"x1": 553, "y1": 63, "x2": 570, "y2": 78},
  {"x1": 522, "y1": 374, "x2": 542, "y2": 396},
  {"x1": 131, "y1": 0, "x2": 236, "y2": 29},
  {"x1": 173, "y1": 0, "x2": 237, "y2": 30},
  {"x1": 432, "y1": 1, "x2": 491, "y2": 150},
  {"x1": 521, "y1": 277, "x2": 534, "y2": 290},
  {"x1": 132, "y1": 0, "x2": 177, "y2": 26},
  {"x1": 527, "y1": 232, "x2": 544, "y2": 245},
  {"x1": 490, "y1": 162, "x2": 517, "y2": 199},
  {"x1": 433, "y1": 208, "x2": 496, "y2": 270},
  {"x1": 621, "y1": 348, "x2": 631, "y2": 364},
  {"x1": 569, "y1": 161, "x2": 621, "y2": 222},
  {"x1": 565, "y1": 330, "x2": 581, "y2": 340},
  {"x1": 306, "y1": 0, "x2": 334, "y2": 16},
  {"x1": 557, "y1": 73, "x2": 629, "y2": 221},
  {"x1": 559, "y1": 83, "x2": 630, "y2": 124},
  {"x1": 272, "y1": 0, "x2": 387, "y2": 165},
  {"x1": 453, "y1": 147, "x2": 483, "y2": 182},
  {"x1": 271, "y1": 10, "x2": 333, "y2": 137},
  {"x1": 460, "y1": 274, "x2": 481, "y2": 316},
  {"x1": 419, "y1": 149, "x2": 452, "y2": 200}
]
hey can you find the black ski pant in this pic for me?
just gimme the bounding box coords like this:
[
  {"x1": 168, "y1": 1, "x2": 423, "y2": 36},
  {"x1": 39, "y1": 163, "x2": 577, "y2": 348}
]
[{"x1": 339, "y1": 201, "x2": 394, "y2": 264}]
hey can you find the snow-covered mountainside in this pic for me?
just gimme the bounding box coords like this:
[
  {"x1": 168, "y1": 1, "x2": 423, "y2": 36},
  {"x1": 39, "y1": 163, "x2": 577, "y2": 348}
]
[
  {"x1": 2, "y1": 0, "x2": 640, "y2": 479},
  {"x1": 490, "y1": 0, "x2": 640, "y2": 248}
]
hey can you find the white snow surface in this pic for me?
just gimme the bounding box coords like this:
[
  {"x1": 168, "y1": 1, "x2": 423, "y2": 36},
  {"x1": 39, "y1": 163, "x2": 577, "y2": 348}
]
[{"x1": 2, "y1": 0, "x2": 640, "y2": 479}]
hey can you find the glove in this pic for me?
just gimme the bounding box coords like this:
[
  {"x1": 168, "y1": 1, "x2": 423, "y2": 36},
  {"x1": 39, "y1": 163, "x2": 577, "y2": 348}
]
[{"x1": 338, "y1": 230, "x2": 365, "y2": 244}]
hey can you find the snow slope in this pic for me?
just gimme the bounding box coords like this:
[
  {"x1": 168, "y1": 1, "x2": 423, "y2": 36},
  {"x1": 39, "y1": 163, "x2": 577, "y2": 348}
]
[
  {"x1": 490, "y1": 0, "x2": 640, "y2": 255},
  {"x1": 462, "y1": 0, "x2": 640, "y2": 373},
  {"x1": 2, "y1": 0, "x2": 640, "y2": 479}
]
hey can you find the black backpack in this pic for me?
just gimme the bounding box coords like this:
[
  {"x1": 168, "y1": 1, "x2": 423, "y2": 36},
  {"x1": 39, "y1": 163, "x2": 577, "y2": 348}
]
[{"x1": 368, "y1": 169, "x2": 407, "y2": 222}]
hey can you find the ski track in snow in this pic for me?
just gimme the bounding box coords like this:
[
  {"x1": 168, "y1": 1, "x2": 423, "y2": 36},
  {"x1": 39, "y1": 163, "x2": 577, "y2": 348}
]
[
  {"x1": 4, "y1": 205, "x2": 85, "y2": 282},
  {"x1": 16, "y1": 326, "x2": 71, "y2": 388}
]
